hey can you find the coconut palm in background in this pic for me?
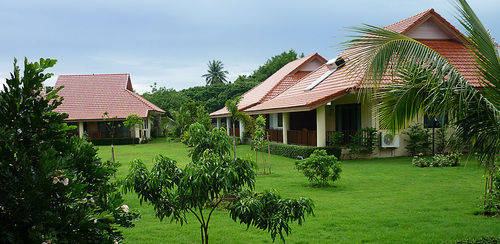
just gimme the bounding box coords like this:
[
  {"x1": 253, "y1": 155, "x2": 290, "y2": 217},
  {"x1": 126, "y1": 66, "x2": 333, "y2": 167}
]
[
  {"x1": 343, "y1": 0, "x2": 499, "y2": 211},
  {"x1": 203, "y1": 60, "x2": 229, "y2": 85}
]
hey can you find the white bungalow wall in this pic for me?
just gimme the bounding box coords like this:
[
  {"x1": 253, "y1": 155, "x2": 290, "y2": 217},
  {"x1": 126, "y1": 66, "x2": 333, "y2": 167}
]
[{"x1": 325, "y1": 93, "x2": 428, "y2": 158}]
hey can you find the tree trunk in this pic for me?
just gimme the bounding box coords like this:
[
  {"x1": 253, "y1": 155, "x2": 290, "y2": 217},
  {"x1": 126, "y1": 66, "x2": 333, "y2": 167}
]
[
  {"x1": 204, "y1": 226, "x2": 209, "y2": 244},
  {"x1": 268, "y1": 141, "x2": 271, "y2": 174},
  {"x1": 200, "y1": 225, "x2": 204, "y2": 244},
  {"x1": 232, "y1": 122, "x2": 236, "y2": 159},
  {"x1": 262, "y1": 151, "x2": 266, "y2": 175},
  {"x1": 255, "y1": 150, "x2": 258, "y2": 174}
]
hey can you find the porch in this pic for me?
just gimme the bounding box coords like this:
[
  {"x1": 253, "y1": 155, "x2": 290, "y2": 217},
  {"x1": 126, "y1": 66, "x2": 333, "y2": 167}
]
[{"x1": 216, "y1": 94, "x2": 373, "y2": 147}]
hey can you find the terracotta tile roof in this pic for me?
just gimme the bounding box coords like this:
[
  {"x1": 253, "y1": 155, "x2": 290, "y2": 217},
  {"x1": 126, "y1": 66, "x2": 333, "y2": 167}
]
[
  {"x1": 210, "y1": 53, "x2": 326, "y2": 117},
  {"x1": 385, "y1": 9, "x2": 433, "y2": 33},
  {"x1": 53, "y1": 74, "x2": 165, "y2": 121},
  {"x1": 246, "y1": 9, "x2": 481, "y2": 114}
]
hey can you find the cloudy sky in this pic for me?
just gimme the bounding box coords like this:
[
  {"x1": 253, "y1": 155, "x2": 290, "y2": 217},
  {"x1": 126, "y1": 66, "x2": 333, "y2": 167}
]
[{"x1": 1, "y1": 0, "x2": 498, "y2": 93}]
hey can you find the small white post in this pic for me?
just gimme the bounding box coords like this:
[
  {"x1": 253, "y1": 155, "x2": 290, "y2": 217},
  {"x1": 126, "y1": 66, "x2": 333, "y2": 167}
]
[
  {"x1": 283, "y1": 113, "x2": 289, "y2": 144},
  {"x1": 226, "y1": 117, "x2": 231, "y2": 135},
  {"x1": 216, "y1": 117, "x2": 221, "y2": 128},
  {"x1": 78, "y1": 122, "x2": 84, "y2": 138}
]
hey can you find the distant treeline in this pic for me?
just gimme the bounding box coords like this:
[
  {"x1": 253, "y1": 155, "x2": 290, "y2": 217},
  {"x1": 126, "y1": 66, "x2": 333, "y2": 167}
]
[{"x1": 142, "y1": 50, "x2": 302, "y2": 115}]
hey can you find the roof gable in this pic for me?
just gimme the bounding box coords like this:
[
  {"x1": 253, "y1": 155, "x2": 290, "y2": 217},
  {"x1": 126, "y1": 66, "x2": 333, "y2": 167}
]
[
  {"x1": 54, "y1": 74, "x2": 164, "y2": 121},
  {"x1": 386, "y1": 9, "x2": 467, "y2": 43},
  {"x1": 244, "y1": 9, "x2": 480, "y2": 114},
  {"x1": 210, "y1": 53, "x2": 326, "y2": 117}
]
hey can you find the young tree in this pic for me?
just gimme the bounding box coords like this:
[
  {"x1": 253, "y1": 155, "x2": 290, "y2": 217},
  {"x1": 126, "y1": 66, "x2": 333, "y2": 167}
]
[
  {"x1": 344, "y1": 0, "x2": 499, "y2": 211},
  {"x1": 124, "y1": 124, "x2": 314, "y2": 244},
  {"x1": 0, "y1": 58, "x2": 137, "y2": 243},
  {"x1": 123, "y1": 114, "x2": 144, "y2": 145},
  {"x1": 102, "y1": 111, "x2": 121, "y2": 163},
  {"x1": 295, "y1": 150, "x2": 342, "y2": 186},
  {"x1": 252, "y1": 115, "x2": 269, "y2": 174},
  {"x1": 202, "y1": 60, "x2": 229, "y2": 85}
]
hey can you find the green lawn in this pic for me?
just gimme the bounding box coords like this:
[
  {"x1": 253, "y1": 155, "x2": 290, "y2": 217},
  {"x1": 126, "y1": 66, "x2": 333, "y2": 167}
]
[{"x1": 97, "y1": 138, "x2": 500, "y2": 243}]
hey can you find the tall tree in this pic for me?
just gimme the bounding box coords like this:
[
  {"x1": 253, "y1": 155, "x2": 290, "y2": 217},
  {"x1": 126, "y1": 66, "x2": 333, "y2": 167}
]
[
  {"x1": 343, "y1": 0, "x2": 499, "y2": 210},
  {"x1": 0, "y1": 58, "x2": 137, "y2": 243},
  {"x1": 203, "y1": 60, "x2": 229, "y2": 85}
]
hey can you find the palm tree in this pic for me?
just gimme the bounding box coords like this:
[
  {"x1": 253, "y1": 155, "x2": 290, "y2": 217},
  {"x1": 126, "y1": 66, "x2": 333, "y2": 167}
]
[
  {"x1": 203, "y1": 60, "x2": 229, "y2": 85},
  {"x1": 343, "y1": 0, "x2": 499, "y2": 208}
]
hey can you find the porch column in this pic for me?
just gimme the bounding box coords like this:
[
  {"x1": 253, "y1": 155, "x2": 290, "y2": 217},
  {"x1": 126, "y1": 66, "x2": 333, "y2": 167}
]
[
  {"x1": 283, "y1": 112, "x2": 289, "y2": 144},
  {"x1": 226, "y1": 117, "x2": 231, "y2": 136},
  {"x1": 239, "y1": 120, "x2": 244, "y2": 140},
  {"x1": 78, "y1": 122, "x2": 84, "y2": 138},
  {"x1": 316, "y1": 105, "x2": 326, "y2": 147},
  {"x1": 216, "y1": 117, "x2": 221, "y2": 129}
]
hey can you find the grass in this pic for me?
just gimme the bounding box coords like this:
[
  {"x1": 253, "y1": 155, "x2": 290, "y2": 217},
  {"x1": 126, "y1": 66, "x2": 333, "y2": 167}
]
[{"x1": 97, "y1": 138, "x2": 500, "y2": 243}]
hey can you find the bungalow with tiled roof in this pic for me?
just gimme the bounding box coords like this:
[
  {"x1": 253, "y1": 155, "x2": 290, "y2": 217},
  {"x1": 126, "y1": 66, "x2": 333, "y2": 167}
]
[
  {"x1": 210, "y1": 53, "x2": 327, "y2": 139},
  {"x1": 54, "y1": 74, "x2": 165, "y2": 141},
  {"x1": 210, "y1": 9, "x2": 480, "y2": 157}
]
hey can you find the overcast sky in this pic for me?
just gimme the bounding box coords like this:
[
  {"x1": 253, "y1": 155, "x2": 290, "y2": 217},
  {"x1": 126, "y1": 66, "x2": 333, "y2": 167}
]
[{"x1": 1, "y1": 0, "x2": 498, "y2": 93}]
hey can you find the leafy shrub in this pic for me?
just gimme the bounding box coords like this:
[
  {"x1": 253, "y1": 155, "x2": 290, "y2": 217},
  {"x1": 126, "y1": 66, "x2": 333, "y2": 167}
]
[
  {"x1": 260, "y1": 142, "x2": 341, "y2": 159},
  {"x1": 455, "y1": 237, "x2": 500, "y2": 244},
  {"x1": 295, "y1": 150, "x2": 342, "y2": 186},
  {"x1": 435, "y1": 125, "x2": 448, "y2": 154},
  {"x1": 90, "y1": 137, "x2": 140, "y2": 145},
  {"x1": 328, "y1": 131, "x2": 344, "y2": 147},
  {"x1": 347, "y1": 127, "x2": 378, "y2": 156},
  {"x1": 403, "y1": 124, "x2": 432, "y2": 156},
  {"x1": 483, "y1": 167, "x2": 500, "y2": 216},
  {"x1": 0, "y1": 58, "x2": 137, "y2": 243},
  {"x1": 412, "y1": 153, "x2": 461, "y2": 167}
]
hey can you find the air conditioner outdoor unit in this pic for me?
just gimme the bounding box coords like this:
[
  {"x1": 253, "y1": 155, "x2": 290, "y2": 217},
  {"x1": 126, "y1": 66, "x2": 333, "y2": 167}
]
[{"x1": 380, "y1": 130, "x2": 399, "y2": 148}]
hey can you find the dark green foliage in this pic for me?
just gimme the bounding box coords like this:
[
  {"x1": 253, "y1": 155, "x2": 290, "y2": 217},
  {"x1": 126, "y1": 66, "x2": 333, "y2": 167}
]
[
  {"x1": 403, "y1": 124, "x2": 432, "y2": 156},
  {"x1": 141, "y1": 84, "x2": 190, "y2": 118},
  {"x1": 262, "y1": 142, "x2": 341, "y2": 159},
  {"x1": 168, "y1": 102, "x2": 211, "y2": 139},
  {"x1": 455, "y1": 237, "x2": 500, "y2": 244},
  {"x1": 0, "y1": 58, "x2": 137, "y2": 243},
  {"x1": 90, "y1": 137, "x2": 140, "y2": 145},
  {"x1": 229, "y1": 190, "x2": 314, "y2": 242},
  {"x1": 483, "y1": 166, "x2": 500, "y2": 216},
  {"x1": 186, "y1": 123, "x2": 231, "y2": 162},
  {"x1": 435, "y1": 125, "x2": 448, "y2": 154},
  {"x1": 180, "y1": 81, "x2": 258, "y2": 113},
  {"x1": 347, "y1": 127, "x2": 378, "y2": 156},
  {"x1": 236, "y1": 50, "x2": 299, "y2": 83},
  {"x1": 295, "y1": 150, "x2": 342, "y2": 186},
  {"x1": 411, "y1": 153, "x2": 461, "y2": 167},
  {"x1": 328, "y1": 131, "x2": 344, "y2": 147}
]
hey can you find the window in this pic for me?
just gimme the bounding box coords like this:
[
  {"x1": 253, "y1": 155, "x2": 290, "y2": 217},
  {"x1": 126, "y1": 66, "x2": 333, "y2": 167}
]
[
  {"x1": 424, "y1": 114, "x2": 447, "y2": 128},
  {"x1": 335, "y1": 103, "x2": 361, "y2": 132},
  {"x1": 277, "y1": 113, "x2": 283, "y2": 127},
  {"x1": 144, "y1": 119, "x2": 148, "y2": 129}
]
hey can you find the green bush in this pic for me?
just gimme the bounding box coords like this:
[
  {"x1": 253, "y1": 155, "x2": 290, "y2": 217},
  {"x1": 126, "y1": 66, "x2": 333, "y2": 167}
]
[
  {"x1": 259, "y1": 142, "x2": 341, "y2": 159},
  {"x1": 455, "y1": 237, "x2": 500, "y2": 244},
  {"x1": 0, "y1": 58, "x2": 137, "y2": 243},
  {"x1": 347, "y1": 127, "x2": 378, "y2": 156},
  {"x1": 90, "y1": 137, "x2": 140, "y2": 145},
  {"x1": 295, "y1": 150, "x2": 342, "y2": 186},
  {"x1": 403, "y1": 124, "x2": 432, "y2": 156},
  {"x1": 484, "y1": 167, "x2": 500, "y2": 216},
  {"x1": 328, "y1": 131, "x2": 344, "y2": 147},
  {"x1": 412, "y1": 153, "x2": 461, "y2": 167}
]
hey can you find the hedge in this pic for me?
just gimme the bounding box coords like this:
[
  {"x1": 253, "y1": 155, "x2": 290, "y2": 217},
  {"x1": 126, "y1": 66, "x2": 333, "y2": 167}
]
[
  {"x1": 90, "y1": 137, "x2": 140, "y2": 146},
  {"x1": 255, "y1": 141, "x2": 341, "y2": 159}
]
